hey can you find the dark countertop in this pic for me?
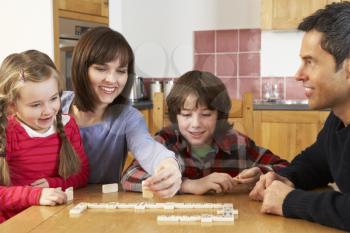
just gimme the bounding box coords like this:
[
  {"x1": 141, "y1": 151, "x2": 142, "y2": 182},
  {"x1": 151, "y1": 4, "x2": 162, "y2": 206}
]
[
  {"x1": 254, "y1": 100, "x2": 310, "y2": 110},
  {"x1": 130, "y1": 99, "x2": 153, "y2": 110}
]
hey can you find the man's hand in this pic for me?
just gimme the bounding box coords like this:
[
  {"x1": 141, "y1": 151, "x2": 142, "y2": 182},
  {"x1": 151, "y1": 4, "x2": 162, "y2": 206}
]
[
  {"x1": 143, "y1": 158, "x2": 182, "y2": 198},
  {"x1": 39, "y1": 188, "x2": 67, "y2": 206},
  {"x1": 261, "y1": 180, "x2": 294, "y2": 216},
  {"x1": 249, "y1": 171, "x2": 294, "y2": 201},
  {"x1": 181, "y1": 173, "x2": 238, "y2": 195}
]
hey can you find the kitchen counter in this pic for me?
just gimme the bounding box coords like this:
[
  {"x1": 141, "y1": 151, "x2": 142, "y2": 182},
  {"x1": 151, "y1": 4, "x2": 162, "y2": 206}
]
[
  {"x1": 254, "y1": 99, "x2": 313, "y2": 110},
  {"x1": 130, "y1": 99, "x2": 153, "y2": 110}
]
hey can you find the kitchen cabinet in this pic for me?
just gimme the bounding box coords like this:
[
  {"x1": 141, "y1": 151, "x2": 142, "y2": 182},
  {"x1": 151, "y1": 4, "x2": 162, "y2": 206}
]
[
  {"x1": 253, "y1": 110, "x2": 330, "y2": 161},
  {"x1": 58, "y1": 0, "x2": 108, "y2": 24},
  {"x1": 261, "y1": 0, "x2": 341, "y2": 30}
]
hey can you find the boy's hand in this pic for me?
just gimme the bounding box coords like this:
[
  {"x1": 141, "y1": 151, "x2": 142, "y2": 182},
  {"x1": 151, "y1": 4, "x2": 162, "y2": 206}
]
[
  {"x1": 235, "y1": 167, "x2": 263, "y2": 186},
  {"x1": 31, "y1": 178, "x2": 49, "y2": 188},
  {"x1": 181, "y1": 173, "x2": 238, "y2": 195},
  {"x1": 39, "y1": 188, "x2": 67, "y2": 206},
  {"x1": 144, "y1": 158, "x2": 182, "y2": 198}
]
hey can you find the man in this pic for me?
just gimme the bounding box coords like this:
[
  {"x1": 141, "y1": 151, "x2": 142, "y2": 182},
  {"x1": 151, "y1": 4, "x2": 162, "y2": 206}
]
[{"x1": 249, "y1": 2, "x2": 350, "y2": 231}]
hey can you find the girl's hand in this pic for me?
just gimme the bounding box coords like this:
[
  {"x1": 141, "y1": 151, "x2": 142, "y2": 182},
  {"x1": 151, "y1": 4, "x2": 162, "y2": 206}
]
[
  {"x1": 31, "y1": 178, "x2": 49, "y2": 188},
  {"x1": 143, "y1": 158, "x2": 182, "y2": 198},
  {"x1": 39, "y1": 188, "x2": 67, "y2": 206},
  {"x1": 181, "y1": 173, "x2": 238, "y2": 195}
]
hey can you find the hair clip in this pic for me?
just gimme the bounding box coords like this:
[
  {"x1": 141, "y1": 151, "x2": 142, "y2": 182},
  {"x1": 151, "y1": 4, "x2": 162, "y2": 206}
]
[{"x1": 18, "y1": 69, "x2": 25, "y2": 82}]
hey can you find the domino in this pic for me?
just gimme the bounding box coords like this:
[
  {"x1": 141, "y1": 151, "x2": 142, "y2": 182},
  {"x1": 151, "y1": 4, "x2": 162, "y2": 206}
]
[
  {"x1": 201, "y1": 214, "x2": 213, "y2": 223},
  {"x1": 134, "y1": 202, "x2": 146, "y2": 210},
  {"x1": 102, "y1": 183, "x2": 118, "y2": 193},
  {"x1": 163, "y1": 202, "x2": 175, "y2": 210},
  {"x1": 105, "y1": 202, "x2": 118, "y2": 209},
  {"x1": 69, "y1": 202, "x2": 87, "y2": 215},
  {"x1": 142, "y1": 181, "x2": 154, "y2": 198},
  {"x1": 65, "y1": 187, "x2": 74, "y2": 202}
]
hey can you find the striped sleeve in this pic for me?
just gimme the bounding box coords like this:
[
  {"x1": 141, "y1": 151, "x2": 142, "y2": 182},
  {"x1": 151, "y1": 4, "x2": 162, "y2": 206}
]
[
  {"x1": 243, "y1": 133, "x2": 289, "y2": 173},
  {"x1": 121, "y1": 159, "x2": 151, "y2": 192},
  {"x1": 0, "y1": 186, "x2": 42, "y2": 222}
]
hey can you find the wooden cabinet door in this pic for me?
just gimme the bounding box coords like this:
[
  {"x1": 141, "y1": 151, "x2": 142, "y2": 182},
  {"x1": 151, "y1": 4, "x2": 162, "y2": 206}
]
[
  {"x1": 253, "y1": 111, "x2": 329, "y2": 161},
  {"x1": 59, "y1": 0, "x2": 108, "y2": 17},
  {"x1": 261, "y1": 0, "x2": 341, "y2": 30}
]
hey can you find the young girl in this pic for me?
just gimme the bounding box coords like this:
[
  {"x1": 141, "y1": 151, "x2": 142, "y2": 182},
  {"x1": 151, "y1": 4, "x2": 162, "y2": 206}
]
[
  {"x1": 0, "y1": 50, "x2": 89, "y2": 222},
  {"x1": 61, "y1": 27, "x2": 181, "y2": 198},
  {"x1": 122, "y1": 70, "x2": 289, "y2": 195}
]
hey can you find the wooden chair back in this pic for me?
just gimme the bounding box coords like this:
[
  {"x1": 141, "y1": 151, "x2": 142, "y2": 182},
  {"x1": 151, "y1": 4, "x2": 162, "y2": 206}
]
[{"x1": 150, "y1": 92, "x2": 254, "y2": 138}]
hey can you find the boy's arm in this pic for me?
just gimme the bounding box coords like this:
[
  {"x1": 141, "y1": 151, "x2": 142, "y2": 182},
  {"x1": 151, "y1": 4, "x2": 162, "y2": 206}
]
[
  {"x1": 121, "y1": 159, "x2": 151, "y2": 192},
  {"x1": 243, "y1": 133, "x2": 289, "y2": 173}
]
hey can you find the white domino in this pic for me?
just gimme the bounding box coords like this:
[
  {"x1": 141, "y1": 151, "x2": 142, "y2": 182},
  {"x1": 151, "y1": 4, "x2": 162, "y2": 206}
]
[
  {"x1": 69, "y1": 202, "x2": 87, "y2": 215},
  {"x1": 201, "y1": 214, "x2": 213, "y2": 223},
  {"x1": 142, "y1": 181, "x2": 154, "y2": 198},
  {"x1": 65, "y1": 187, "x2": 74, "y2": 202},
  {"x1": 102, "y1": 183, "x2": 118, "y2": 193}
]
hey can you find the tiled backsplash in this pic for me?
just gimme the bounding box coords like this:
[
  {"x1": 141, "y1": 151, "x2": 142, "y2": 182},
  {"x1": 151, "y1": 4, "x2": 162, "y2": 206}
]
[
  {"x1": 193, "y1": 29, "x2": 305, "y2": 100},
  {"x1": 145, "y1": 28, "x2": 306, "y2": 101}
]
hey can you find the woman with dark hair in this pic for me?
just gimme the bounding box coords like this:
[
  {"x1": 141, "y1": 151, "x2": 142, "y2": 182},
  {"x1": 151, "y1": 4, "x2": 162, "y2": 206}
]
[{"x1": 61, "y1": 27, "x2": 181, "y2": 198}]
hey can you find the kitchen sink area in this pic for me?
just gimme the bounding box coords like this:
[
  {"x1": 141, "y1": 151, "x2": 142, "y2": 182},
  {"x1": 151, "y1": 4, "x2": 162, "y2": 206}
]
[{"x1": 254, "y1": 99, "x2": 310, "y2": 110}]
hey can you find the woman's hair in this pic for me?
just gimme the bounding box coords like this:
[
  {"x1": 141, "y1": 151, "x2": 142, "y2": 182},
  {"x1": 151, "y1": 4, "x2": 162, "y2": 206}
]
[
  {"x1": 0, "y1": 50, "x2": 81, "y2": 185},
  {"x1": 72, "y1": 26, "x2": 135, "y2": 112},
  {"x1": 166, "y1": 70, "x2": 232, "y2": 135}
]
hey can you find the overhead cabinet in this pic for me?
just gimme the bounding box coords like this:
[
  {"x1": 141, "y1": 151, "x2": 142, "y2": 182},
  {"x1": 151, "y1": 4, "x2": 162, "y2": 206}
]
[{"x1": 261, "y1": 0, "x2": 341, "y2": 30}]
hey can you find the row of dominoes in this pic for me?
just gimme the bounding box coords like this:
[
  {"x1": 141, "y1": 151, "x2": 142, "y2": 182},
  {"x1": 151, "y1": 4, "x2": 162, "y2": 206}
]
[
  {"x1": 157, "y1": 213, "x2": 235, "y2": 223},
  {"x1": 157, "y1": 206, "x2": 237, "y2": 223},
  {"x1": 69, "y1": 202, "x2": 238, "y2": 214}
]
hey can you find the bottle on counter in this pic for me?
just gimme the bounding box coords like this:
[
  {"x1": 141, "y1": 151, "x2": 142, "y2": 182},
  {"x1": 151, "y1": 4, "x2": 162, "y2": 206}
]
[
  {"x1": 163, "y1": 80, "x2": 174, "y2": 98},
  {"x1": 150, "y1": 80, "x2": 162, "y2": 100}
]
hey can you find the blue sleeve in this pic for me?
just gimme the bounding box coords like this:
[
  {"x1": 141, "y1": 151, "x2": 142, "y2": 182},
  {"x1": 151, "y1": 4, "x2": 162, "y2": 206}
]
[{"x1": 124, "y1": 107, "x2": 175, "y2": 175}]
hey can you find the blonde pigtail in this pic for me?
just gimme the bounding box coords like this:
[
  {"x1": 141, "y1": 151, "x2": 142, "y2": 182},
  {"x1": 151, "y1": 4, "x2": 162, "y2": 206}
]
[
  {"x1": 56, "y1": 110, "x2": 81, "y2": 179},
  {"x1": 0, "y1": 98, "x2": 10, "y2": 185}
]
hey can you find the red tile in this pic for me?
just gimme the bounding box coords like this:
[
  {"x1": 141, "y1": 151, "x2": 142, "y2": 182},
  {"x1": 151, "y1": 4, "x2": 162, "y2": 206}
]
[
  {"x1": 193, "y1": 54, "x2": 215, "y2": 74},
  {"x1": 217, "y1": 54, "x2": 238, "y2": 76},
  {"x1": 261, "y1": 77, "x2": 285, "y2": 100},
  {"x1": 219, "y1": 77, "x2": 238, "y2": 99},
  {"x1": 239, "y1": 77, "x2": 261, "y2": 99},
  {"x1": 239, "y1": 29, "x2": 261, "y2": 52},
  {"x1": 285, "y1": 77, "x2": 307, "y2": 100},
  {"x1": 216, "y1": 30, "x2": 238, "y2": 53},
  {"x1": 194, "y1": 31, "x2": 215, "y2": 53},
  {"x1": 239, "y1": 53, "x2": 260, "y2": 76}
]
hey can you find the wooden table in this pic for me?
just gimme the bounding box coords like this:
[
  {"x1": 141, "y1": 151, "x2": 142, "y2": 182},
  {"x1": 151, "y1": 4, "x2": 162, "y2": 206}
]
[{"x1": 0, "y1": 185, "x2": 345, "y2": 233}]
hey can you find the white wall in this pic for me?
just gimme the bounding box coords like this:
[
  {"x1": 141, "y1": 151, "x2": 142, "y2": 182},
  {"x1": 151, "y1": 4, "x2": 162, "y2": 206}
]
[
  {"x1": 110, "y1": 0, "x2": 260, "y2": 78},
  {"x1": 261, "y1": 31, "x2": 304, "y2": 77},
  {"x1": 0, "y1": 0, "x2": 54, "y2": 63},
  {"x1": 110, "y1": 0, "x2": 303, "y2": 78}
]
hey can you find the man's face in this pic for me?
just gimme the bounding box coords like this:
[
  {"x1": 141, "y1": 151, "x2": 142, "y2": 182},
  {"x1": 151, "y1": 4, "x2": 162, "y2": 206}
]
[{"x1": 295, "y1": 30, "x2": 350, "y2": 111}]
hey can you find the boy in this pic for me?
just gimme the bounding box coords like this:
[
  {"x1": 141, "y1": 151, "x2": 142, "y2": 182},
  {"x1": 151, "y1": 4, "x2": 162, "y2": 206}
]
[{"x1": 122, "y1": 70, "x2": 288, "y2": 195}]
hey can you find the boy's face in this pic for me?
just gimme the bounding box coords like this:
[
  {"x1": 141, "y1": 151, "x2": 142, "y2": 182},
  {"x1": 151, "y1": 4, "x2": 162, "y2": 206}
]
[
  {"x1": 13, "y1": 75, "x2": 60, "y2": 133},
  {"x1": 177, "y1": 94, "x2": 217, "y2": 147}
]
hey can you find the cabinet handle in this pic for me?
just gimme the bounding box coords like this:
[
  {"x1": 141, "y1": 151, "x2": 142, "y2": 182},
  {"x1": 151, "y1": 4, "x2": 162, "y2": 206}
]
[{"x1": 104, "y1": 0, "x2": 109, "y2": 7}]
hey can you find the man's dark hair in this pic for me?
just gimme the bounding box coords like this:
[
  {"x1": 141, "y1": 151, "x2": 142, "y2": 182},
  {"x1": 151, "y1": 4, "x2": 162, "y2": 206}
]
[{"x1": 298, "y1": 1, "x2": 350, "y2": 70}]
